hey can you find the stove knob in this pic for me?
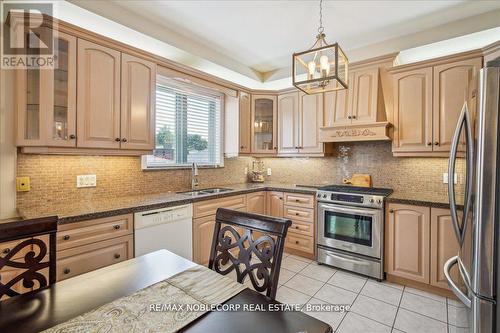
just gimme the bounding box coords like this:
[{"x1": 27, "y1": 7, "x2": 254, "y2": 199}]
[
  {"x1": 317, "y1": 193, "x2": 321, "y2": 198},
  {"x1": 369, "y1": 199, "x2": 374, "y2": 203},
  {"x1": 377, "y1": 199, "x2": 382, "y2": 204},
  {"x1": 323, "y1": 194, "x2": 327, "y2": 199}
]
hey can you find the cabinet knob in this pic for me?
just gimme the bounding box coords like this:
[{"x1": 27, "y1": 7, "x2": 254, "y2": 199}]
[
  {"x1": 273, "y1": 147, "x2": 277, "y2": 149},
  {"x1": 295, "y1": 226, "x2": 299, "y2": 229},
  {"x1": 348, "y1": 116, "x2": 352, "y2": 119},
  {"x1": 240, "y1": 146, "x2": 244, "y2": 149},
  {"x1": 434, "y1": 141, "x2": 439, "y2": 146},
  {"x1": 295, "y1": 212, "x2": 300, "y2": 216},
  {"x1": 352, "y1": 115, "x2": 357, "y2": 119},
  {"x1": 69, "y1": 134, "x2": 76, "y2": 140},
  {"x1": 427, "y1": 142, "x2": 432, "y2": 146},
  {"x1": 63, "y1": 268, "x2": 71, "y2": 274},
  {"x1": 114, "y1": 253, "x2": 121, "y2": 259},
  {"x1": 295, "y1": 240, "x2": 299, "y2": 244},
  {"x1": 115, "y1": 138, "x2": 121, "y2": 142},
  {"x1": 122, "y1": 138, "x2": 127, "y2": 143},
  {"x1": 113, "y1": 225, "x2": 121, "y2": 230},
  {"x1": 2, "y1": 248, "x2": 10, "y2": 254},
  {"x1": 389, "y1": 209, "x2": 394, "y2": 213},
  {"x1": 63, "y1": 235, "x2": 70, "y2": 241}
]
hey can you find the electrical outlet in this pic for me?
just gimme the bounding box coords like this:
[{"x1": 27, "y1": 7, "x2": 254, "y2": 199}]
[
  {"x1": 77, "y1": 174, "x2": 97, "y2": 188},
  {"x1": 16, "y1": 177, "x2": 30, "y2": 192},
  {"x1": 244, "y1": 167, "x2": 248, "y2": 175},
  {"x1": 443, "y1": 173, "x2": 458, "y2": 184},
  {"x1": 267, "y1": 168, "x2": 272, "y2": 176}
]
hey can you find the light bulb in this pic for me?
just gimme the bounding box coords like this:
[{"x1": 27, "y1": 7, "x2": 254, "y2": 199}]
[
  {"x1": 320, "y1": 55, "x2": 330, "y2": 77},
  {"x1": 307, "y1": 61, "x2": 316, "y2": 78}
]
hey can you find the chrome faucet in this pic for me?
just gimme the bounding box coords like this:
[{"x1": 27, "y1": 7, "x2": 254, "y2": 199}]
[{"x1": 191, "y1": 162, "x2": 199, "y2": 190}]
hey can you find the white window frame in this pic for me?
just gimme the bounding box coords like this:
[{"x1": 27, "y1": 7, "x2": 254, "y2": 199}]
[{"x1": 142, "y1": 76, "x2": 225, "y2": 170}]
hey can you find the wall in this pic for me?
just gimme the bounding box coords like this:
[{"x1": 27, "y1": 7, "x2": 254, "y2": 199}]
[
  {"x1": 17, "y1": 141, "x2": 463, "y2": 210},
  {"x1": 16, "y1": 155, "x2": 252, "y2": 209}
]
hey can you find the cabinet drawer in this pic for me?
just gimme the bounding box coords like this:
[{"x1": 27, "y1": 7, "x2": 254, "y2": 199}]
[
  {"x1": 193, "y1": 195, "x2": 247, "y2": 218},
  {"x1": 288, "y1": 220, "x2": 314, "y2": 237},
  {"x1": 57, "y1": 214, "x2": 133, "y2": 251},
  {"x1": 285, "y1": 234, "x2": 314, "y2": 254},
  {"x1": 0, "y1": 237, "x2": 32, "y2": 260},
  {"x1": 283, "y1": 206, "x2": 314, "y2": 223},
  {"x1": 284, "y1": 193, "x2": 314, "y2": 209},
  {"x1": 57, "y1": 235, "x2": 133, "y2": 281}
]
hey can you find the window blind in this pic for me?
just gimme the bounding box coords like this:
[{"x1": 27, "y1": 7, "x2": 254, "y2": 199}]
[{"x1": 144, "y1": 80, "x2": 223, "y2": 169}]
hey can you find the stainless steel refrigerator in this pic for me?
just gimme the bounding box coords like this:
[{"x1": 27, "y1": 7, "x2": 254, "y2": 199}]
[{"x1": 445, "y1": 57, "x2": 500, "y2": 332}]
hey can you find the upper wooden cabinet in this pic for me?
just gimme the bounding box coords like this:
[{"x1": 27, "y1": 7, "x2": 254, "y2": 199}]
[
  {"x1": 77, "y1": 39, "x2": 122, "y2": 149},
  {"x1": 16, "y1": 34, "x2": 156, "y2": 154},
  {"x1": 392, "y1": 67, "x2": 433, "y2": 152},
  {"x1": 277, "y1": 92, "x2": 324, "y2": 156},
  {"x1": 120, "y1": 54, "x2": 156, "y2": 150},
  {"x1": 351, "y1": 68, "x2": 379, "y2": 123},
  {"x1": 16, "y1": 30, "x2": 77, "y2": 147},
  {"x1": 324, "y1": 72, "x2": 354, "y2": 126},
  {"x1": 251, "y1": 95, "x2": 277, "y2": 154},
  {"x1": 391, "y1": 56, "x2": 482, "y2": 156},
  {"x1": 239, "y1": 92, "x2": 251, "y2": 154}
]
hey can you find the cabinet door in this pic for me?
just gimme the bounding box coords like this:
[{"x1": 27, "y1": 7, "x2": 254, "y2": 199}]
[
  {"x1": 299, "y1": 92, "x2": 324, "y2": 154},
  {"x1": 46, "y1": 32, "x2": 77, "y2": 147},
  {"x1": 351, "y1": 67, "x2": 379, "y2": 123},
  {"x1": 278, "y1": 92, "x2": 299, "y2": 154},
  {"x1": 239, "y1": 92, "x2": 251, "y2": 153},
  {"x1": 120, "y1": 53, "x2": 156, "y2": 150},
  {"x1": 332, "y1": 72, "x2": 354, "y2": 125},
  {"x1": 392, "y1": 67, "x2": 433, "y2": 152},
  {"x1": 433, "y1": 58, "x2": 482, "y2": 152},
  {"x1": 266, "y1": 191, "x2": 283, "y2": 217},
  {"x1": 251, "y1": 95, "x2": 277, "y2": 154},
  {"x1": 247, "y1": 192, "x2": 266, "y2": 214},
  {"x1": 386, "y1": 203, "x2": 430, "y2": 283},
  {"x1": 430, "y1": 208, "x2": 460, "y2": 289},
  {"x1": 77, "y1": 39, "x2": 121, "y2": 149},
  {"x1": 192, "y1": 215, "x2": 216, "y2": 266}
]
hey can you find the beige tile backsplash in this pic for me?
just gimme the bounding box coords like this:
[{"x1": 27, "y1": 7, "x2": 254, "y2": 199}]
[{"x1": 16, "y1": 142, "x2": 462, "y2": 209}]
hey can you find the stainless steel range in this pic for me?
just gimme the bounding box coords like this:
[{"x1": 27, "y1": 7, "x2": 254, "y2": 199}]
[{"x1": 316, "y1": 185, "x2": 393, "y2": 280}]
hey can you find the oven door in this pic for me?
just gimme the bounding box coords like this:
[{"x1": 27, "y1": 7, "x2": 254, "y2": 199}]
[{"x1": 317, "y1": 202, "x2": 383, "y2": 259}]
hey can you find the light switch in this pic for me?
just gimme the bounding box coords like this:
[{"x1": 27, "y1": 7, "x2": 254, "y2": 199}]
[
  {"x1": 267, "y1": 168, "x2": 272, "y2": 176},
  {"x1": 77, "y1": 175, "x2": 97, "y2": 188},
  {"x1": 16, "y1": 177, "x2": 30, "y2": 192}
]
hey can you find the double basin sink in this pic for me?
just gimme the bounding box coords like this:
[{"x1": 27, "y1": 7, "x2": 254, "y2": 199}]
[{"x1": 177, "y1": 187, "x2": 233, "y2": 197}]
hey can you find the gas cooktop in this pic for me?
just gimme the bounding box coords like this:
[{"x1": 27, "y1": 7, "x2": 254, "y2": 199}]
[{"x1": 317, "y1": 185, "x2": 393, "y2": 197}]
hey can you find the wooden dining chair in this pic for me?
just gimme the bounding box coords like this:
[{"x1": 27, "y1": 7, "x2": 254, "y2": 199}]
[
  {"x1": 0, "y1": 216, "x2": 57, "y2": 300},
  {"x1": 208, "y1": 208, "x2": 292, "y2": 300}
]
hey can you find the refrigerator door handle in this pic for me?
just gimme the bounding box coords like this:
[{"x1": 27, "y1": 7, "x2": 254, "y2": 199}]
[
  {"x1": 448, "y1": 102, "x2": 474, "y2": 246},
  {"x1": 444, "y1": 256, "x2": 472, "y2": 308}
]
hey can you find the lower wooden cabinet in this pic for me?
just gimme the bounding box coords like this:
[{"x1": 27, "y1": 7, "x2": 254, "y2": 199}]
[
  {"x1": 55, "y1": 213, "x2": 134, "y2": 281},
  {"x1": 57, "y1": 235, "x2": 133, "y2": 281},
  {"x1": 192, "y1": 215, "x2": 216, "y2": 267},
  {"x1": 386, "y1": 203, "x2": 459, "y2": 292},
  {"x1": 247, "y1": 191, "x2": 266, "y2": 214},
  {"x1": 266, "y1": 191, "x2": 284, "y2": 217}
]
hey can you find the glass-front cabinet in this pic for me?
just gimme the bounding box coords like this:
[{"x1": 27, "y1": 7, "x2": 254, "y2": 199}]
[
  {"x1": 16, "y1": 31, "x2": 77, "y2": 147},
  {"x1": 251, "y1": 95, "x2": 277, "y2": 154}
]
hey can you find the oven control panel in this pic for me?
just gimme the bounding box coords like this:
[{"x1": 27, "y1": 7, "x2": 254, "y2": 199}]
[{"x1": 316, "y1": 191, "x2": 384, "y2": 208}]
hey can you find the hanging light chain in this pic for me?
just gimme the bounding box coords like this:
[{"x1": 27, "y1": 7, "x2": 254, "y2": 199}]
[{"x1": 317, "y1": 0, "x2": 324, "y2": 34}]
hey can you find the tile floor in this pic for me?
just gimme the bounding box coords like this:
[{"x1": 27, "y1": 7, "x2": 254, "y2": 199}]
[{"x1": 236, "y1": 253, "x2": 468, "y2": 333}]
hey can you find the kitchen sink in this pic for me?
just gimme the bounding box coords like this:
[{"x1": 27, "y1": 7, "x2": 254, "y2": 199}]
[{"x1": 177, "y1": 188, "x2": 233, "y2": 196}]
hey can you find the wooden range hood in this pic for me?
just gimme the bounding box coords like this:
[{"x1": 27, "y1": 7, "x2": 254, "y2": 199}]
[{"x1": 319, "y1": 58, "x2": 393, "y2": 143}]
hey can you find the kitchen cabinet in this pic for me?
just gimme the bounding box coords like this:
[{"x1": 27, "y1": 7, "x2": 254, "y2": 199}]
[
  {"x1": 120, "y1": 54, "x2": 156, "y2": 150},
  {"x1": 247, "y1": 191, "x2": 266, "y2": 214},
  {"x1": 277, "y1": 92, "x2": 324, "y2": 156},
  {"x1": 266, "y1": 191, "x2": 284, "y2": 217},
  {"x1": 56, "y1": 213, "x2": 134, "y2": 281},
  {"x1": 239, "y1": 92, "x2": 252, "y2": 154},
  {"x1": 278, "y1": 92, "x2": 299, "y2": 155},
  {"x1": 351, "y1": 68, "x2": 379, "y2": 123},
  {"x1": 16, "y1": 31, "x2": 77, "y2": 147},
  {"x1": 324, "y1": 73, "x2": 354, "y2": 126},
  {"x1": 251, "y1": 95, "x2": 277, "y2": 154},
  {"x1": 386, "y1": 203, "x2": 430, "y2": 283},
  {"x1": 77, "y1": 39, "x2": 122, "y2": 149},
  {"x1": 392, "y1": 67, "x2": 433, "y2": 152},
  {"x1": 430, "y1": 208, "x2": 460, "y2": 289},
  {"x1": 391, "y1": 56, "x2": 482, "y2": 156}
]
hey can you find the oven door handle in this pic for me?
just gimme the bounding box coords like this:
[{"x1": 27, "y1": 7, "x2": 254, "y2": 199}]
[
  {"x1": 324, "y1": 251, "x2": 370, "y2": 266},
  {"x1": 318, "y1": 203, "x2": 380, "y2": 216}
]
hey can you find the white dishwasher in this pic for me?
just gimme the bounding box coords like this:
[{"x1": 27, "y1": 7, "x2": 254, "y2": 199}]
[{"x1": 134, "y1": 204, "x2": 193, "y2": 260}]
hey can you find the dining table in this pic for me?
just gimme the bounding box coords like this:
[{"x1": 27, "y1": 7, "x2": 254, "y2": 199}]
[{"x1": 0, "y1": 249, "x2": 333, "y2": 333}]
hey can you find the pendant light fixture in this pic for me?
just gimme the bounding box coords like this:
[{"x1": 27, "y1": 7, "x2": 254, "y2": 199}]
[{"x1": 292, "y1": 0, "x2": 348, "y2": 94}]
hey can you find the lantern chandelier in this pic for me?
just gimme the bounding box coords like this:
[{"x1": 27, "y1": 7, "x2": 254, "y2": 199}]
[{"x1": 292, "y1": 0, "x2": 348, "y2": 94}]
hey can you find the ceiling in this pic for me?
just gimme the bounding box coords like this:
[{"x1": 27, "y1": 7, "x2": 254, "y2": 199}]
[{"x1": 69, "y1": 0, "x2": 500, "y2": 86}]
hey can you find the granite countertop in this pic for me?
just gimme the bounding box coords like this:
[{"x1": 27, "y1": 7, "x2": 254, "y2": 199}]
[
  {"x1": 387, "y1": 192, "x2": 457, "y2": 209},
  {"x1": 18, "y1": 183, "x2": 319, "y2": 224}
]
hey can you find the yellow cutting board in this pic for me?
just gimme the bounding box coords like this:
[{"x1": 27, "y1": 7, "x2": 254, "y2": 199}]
[{"x1": 343, "y1": 174, "x2": 372, "y2": 187}]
